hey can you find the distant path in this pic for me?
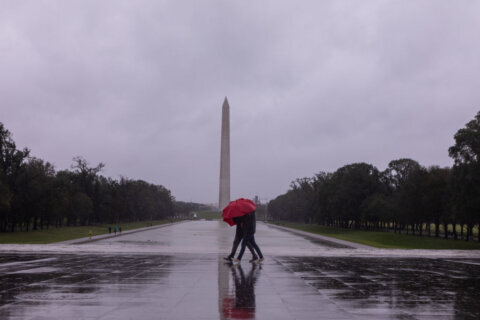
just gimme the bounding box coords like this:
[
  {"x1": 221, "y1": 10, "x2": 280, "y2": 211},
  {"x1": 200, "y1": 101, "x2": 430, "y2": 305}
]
[
  {"x1": 265, "y1": 223, "x2": 373, "y2": 249},
  {"x1": 1, "y1": 221, "x2": 480, "y2": 258},
  {"x1": 1, "y1": 221, "x2": 480, "y2": 319},
  {"x1": 55, "y1": 221, "x2": 186, "y2": 245}
]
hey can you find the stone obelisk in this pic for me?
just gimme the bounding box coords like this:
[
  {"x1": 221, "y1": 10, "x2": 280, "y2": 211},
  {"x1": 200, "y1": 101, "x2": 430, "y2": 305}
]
[{"x1": 218, "y1": 97, "x2": 231, "y2": 210}]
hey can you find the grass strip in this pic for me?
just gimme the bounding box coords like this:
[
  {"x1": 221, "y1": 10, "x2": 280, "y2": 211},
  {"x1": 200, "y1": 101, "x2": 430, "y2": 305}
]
[
  {"x1": 273, "y1": 222, "x2": 480, "y2": 249},
  {"x1": 194, "y1": 211, "x2": 222, "y2": 220},
  {"x1": 0, "y1": 220, "x2": 176, "y2": 244}
]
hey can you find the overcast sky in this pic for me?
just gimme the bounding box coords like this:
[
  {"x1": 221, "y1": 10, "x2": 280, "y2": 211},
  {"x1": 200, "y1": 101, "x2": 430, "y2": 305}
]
[{"x1": 1, "y1": 0, "x2": 479, "y2": 204}]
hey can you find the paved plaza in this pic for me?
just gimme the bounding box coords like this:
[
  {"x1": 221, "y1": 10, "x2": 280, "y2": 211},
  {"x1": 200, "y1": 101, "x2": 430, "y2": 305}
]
[{"x1": 1, "y1": 221, "x2": 480, "y2": 319}]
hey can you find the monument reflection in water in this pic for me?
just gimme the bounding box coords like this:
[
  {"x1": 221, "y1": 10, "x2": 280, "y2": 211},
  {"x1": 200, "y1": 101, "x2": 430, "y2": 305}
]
[{"x1": 218, "y1": 261, "x2": 260, "y2": 320}]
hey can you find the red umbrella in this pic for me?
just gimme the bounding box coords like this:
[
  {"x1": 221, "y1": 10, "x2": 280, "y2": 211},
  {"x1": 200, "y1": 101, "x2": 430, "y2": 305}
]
[
  {"x1": 222, "y1": 198, "x2": 257, "y2": 226},
  {"x1": 222, "y1": 296, "x2": 255, "y2": 319}
]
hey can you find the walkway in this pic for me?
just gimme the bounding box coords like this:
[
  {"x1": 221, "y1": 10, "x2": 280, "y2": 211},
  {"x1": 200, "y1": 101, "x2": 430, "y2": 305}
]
[{"x1": 0, "y1": 221, "x2": 479, "y2": 319}]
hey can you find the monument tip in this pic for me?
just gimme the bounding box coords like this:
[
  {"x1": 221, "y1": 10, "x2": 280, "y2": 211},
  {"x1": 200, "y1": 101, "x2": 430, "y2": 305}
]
[{"x1": 219, "y1": 96, "x2": 231, "y2": 210}]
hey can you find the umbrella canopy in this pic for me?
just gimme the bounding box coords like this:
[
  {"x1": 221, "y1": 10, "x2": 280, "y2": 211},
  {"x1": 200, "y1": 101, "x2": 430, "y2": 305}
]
[
  {"x1": 222, "y1": 198, "x2": 257, "y2": 226},
  {"x1": 222, "y1": 296, "x2": 255, "y2": 319}
]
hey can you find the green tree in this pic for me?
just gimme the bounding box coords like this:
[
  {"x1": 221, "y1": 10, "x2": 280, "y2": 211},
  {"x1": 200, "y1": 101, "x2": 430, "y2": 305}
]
[
  {"x1": 396, "y1": 166, "x2": 428, "y2": 235},
  {"x1": 448, "y1": 111, "x2": 480, "y2": 166},
  {"x1": 384, "y1": 158, "x2": 422, "y2": 191},
  {"x1": 361, "y1": 193, "x2": 393, "y2": 230},
  {"x1": 314, "y1": 172, "x2": 335, "y2": 225},
  {"x1": 70, "y1": 192, "x2": 93, "y2": 225},
  {"x1": 12, "y1": 158, "x2": 56, "y2": 231},
  {"x1": 70, "y1": 156, "x2": 105, "y2": 224},
  {"x1": 328, "y1": 163, "x2": 383, "y2": 229},
  {"x1": 383, "y1": 159, "x2": 423, "y2": 233},
  {"x1": 268, "y1": 193, "x2": 292, "y2": 222},
  {"x1": 448, "y1": 111, "x2": 480, "y2": 241},
  {"x1": 422, "y1": 167, "x2": 451, "y2": 238},
  {"x1": 0, "y1": 123, "x2": 30, "y2": 182},
  {"x1": 0, "y1": 171, "x2": 12, "y2": 231},
  {"x1": 0, "y1": 124, "x2": 175, "y2": 233},
  {"x1": 289, "y1": 177, "x2": 317, "y2": 223},
  {"x1": 0, "y1": 123, "x2": 29, "y2": 231}
]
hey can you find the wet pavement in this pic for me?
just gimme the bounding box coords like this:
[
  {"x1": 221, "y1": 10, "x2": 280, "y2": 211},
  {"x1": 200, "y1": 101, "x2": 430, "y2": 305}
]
[{"x1": 0, "y1": 221, "x2": 480, "y2": 319}]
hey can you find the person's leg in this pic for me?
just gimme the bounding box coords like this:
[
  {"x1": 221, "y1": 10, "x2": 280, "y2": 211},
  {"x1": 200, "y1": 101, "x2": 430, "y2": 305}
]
[
  {"x1": 229, "y1": 234, "x2": 242, "y2": 258},
  {"x1": 237, "y1": 234, "x2": 252, "y2": 260},
  {"x1": 249, "y1": 235, "x2": 264, "y2": 259},
  {"x1": 246, "y1": 241, "x2": 258, "y2": 260}
]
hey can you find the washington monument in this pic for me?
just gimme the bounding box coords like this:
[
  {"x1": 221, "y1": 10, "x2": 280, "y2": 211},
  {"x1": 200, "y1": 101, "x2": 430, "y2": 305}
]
[{"x1": 218, "y1": 97, "x2": 230, "y2": 210}]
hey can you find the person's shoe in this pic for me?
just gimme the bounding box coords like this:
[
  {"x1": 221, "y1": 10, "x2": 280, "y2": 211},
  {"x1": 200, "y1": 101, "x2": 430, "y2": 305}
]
[
  {"x1": 258, "y1": 257, "x2": 264, "y2": 263},
  {"x1": 223, "y1": 256, "x2": 233, "y2": 261},
  {"x1": 232, "y1": 258, "x2": 240, "y2": 264},
  {"x1": 249, "y1": 257, "x2": 259, "y2": 263}
]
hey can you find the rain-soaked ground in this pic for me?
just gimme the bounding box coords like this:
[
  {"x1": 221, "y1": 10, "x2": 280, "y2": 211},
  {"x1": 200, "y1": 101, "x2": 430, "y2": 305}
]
[{"x1": 1, "y1": 221, "x2": 480, "y2": 319}]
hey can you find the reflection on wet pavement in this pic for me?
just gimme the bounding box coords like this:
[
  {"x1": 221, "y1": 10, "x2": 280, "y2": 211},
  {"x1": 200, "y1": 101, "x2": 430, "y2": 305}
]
[
  {"x1": 0, "y1": 221, "x2": 479, "y2": 319},
  {"x1": 0, "y1": 254, "x2": 479, "y2": 319},
  {"x1": 277, "y1": 256, "x2": 480, "y2": 319},
  {"x1": 220, "y1": 263, "x2": 259, "y2": 319}
]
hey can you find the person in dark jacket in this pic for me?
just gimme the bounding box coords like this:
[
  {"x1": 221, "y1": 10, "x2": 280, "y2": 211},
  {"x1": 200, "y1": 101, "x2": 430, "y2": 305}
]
[
  {"x1": 224, "y1": 217, "x2": 258, "y2": 262},
  {"x1": 234, "y1": 211, "x2": 264, "y2": 263}
]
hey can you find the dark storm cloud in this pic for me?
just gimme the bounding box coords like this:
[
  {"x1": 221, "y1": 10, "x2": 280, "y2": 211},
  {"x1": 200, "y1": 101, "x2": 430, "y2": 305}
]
[{"x1": 1, "y1": 0, "x2": 479, "y2": 203}]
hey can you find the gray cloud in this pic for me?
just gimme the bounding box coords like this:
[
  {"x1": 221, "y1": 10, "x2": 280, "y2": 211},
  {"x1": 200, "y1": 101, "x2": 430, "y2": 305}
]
[{"x1": 1, "y1": 0, "x2": 479, "y2": 203}]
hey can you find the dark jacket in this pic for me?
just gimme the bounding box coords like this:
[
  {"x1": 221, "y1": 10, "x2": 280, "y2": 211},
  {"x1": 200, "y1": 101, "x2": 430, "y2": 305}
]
[
  {"x1": 233, "y1": 217, "x2": 244, "y2": 238},
  {"x1": 243, "y1": 211, "x2": 256, "y2": 235}
]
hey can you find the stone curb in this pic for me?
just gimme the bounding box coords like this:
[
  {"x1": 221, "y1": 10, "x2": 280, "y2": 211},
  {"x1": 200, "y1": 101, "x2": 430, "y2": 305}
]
[
  {"x1": 265, "y1": 223, "x2": 374, "y2": 249},
  {"x1": 53, "y1": 221, "x2": 185, "y2": 245}
]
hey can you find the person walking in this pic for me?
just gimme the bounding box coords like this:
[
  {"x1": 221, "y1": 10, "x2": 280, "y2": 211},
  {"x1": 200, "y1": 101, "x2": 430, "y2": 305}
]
[
  {"x1": 233, "y1": 211, "x2": 264, "y2": 263},
  {"x1": 224, "y1": 216, "x2": 258, "y2": 262}
]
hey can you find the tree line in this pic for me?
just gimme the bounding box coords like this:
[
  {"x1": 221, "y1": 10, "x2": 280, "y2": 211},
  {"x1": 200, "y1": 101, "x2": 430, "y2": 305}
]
[
  {"x1": 174, "y1": 201, "x2": 216, "y2": 218},
  {"x1": 0, "y1": 123, "x2": 174, "y2": 232},
  {"x1": 268, "y1": 111, "x2": 480, "y2": 241}
]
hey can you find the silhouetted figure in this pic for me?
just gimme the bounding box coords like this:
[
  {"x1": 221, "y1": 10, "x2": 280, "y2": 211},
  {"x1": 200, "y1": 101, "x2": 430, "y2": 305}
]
[
  {"x1": 224, "y1": 263, "x2": 259, "y2": 319},
  {"x1": 233, "y1": 264, "x2": 257, "y2": 309},
  {"x1": 224, "y1": 217, "x2": 257, "y2": 262},
  {"x1": 108, "y1": 226, "x2": 112, "y2": 234},
  {"x1": 119, "y1": 227, "x2": 122, "y2": 234},
  {"x1": 235, "y1": 211, "x2": 264, "y2": 263}
]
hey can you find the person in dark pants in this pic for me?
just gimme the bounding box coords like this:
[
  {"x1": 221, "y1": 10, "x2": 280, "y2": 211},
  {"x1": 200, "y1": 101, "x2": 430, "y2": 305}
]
[
  {"x1": 234, "y1": 211, "x2": 264, "y2": 263},
  {"x1": 224, "y1": 217, "x2": 257, "y2": 262}
]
